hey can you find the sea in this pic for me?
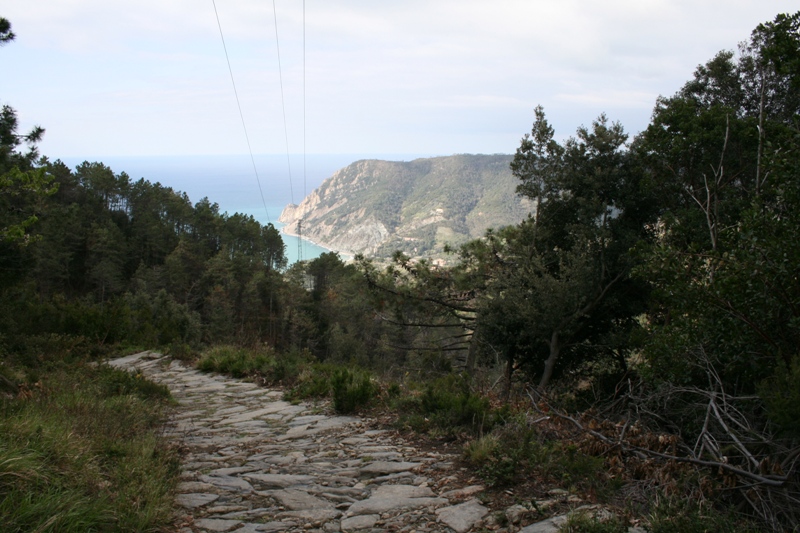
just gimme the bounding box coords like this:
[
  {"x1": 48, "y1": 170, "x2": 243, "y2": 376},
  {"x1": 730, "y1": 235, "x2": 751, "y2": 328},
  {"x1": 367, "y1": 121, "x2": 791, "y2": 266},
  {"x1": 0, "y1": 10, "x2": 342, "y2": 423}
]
[{"x1": 60, "y1": 153, "x2": 432, "y2": 265}]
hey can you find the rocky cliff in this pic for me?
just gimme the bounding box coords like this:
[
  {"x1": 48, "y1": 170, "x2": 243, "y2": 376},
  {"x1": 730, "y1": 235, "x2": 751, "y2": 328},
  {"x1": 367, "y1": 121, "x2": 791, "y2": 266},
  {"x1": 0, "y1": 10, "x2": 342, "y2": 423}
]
[{"x1": 279, "y1": 154, "x2": 531, "y2": 259}]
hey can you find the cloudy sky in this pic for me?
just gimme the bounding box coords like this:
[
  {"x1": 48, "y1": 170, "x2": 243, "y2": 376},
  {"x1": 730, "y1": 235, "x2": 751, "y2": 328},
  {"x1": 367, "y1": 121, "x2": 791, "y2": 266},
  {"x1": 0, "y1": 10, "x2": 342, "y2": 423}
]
[{"x1": 2, "y1": 1, "x2": 797, "y2": 159}]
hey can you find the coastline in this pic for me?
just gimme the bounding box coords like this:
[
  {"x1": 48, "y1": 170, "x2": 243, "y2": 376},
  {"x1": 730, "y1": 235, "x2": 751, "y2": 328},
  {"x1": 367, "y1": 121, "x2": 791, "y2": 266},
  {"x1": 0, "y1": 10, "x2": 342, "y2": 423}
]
[{"x1": 279, "y1": 224, "x2": 353, "y2": 261}]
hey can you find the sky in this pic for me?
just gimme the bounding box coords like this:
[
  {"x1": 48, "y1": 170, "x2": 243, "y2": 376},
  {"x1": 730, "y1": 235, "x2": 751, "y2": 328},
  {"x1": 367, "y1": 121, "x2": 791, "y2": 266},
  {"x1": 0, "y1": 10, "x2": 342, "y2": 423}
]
[{"x1": 2, "y1": 1, "x2": 798, "y2": 160}]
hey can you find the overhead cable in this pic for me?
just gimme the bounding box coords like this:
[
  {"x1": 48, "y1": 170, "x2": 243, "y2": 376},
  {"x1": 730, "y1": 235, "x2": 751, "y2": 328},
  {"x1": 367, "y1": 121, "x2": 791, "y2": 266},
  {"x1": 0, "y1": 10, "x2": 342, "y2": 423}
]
[{"x1": 211, "y1": 0, "x2": 272, "y2": 224}]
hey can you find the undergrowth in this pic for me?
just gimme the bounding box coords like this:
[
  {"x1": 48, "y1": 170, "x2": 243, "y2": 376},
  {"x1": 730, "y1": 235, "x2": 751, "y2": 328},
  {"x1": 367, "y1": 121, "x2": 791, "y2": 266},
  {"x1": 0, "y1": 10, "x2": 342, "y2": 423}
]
[
  {"x1": 193, "y1": 345, "x2": 777, "y2": 531},
  {"x1": 197, "y1": 346, "x2": 378, "y2": 414},
  {"x1": 0, "y1": 349, "x2": 178, "y2": 533},
  {"x1": 392, "y1": 373, "x2": 509, "y2": 438}
]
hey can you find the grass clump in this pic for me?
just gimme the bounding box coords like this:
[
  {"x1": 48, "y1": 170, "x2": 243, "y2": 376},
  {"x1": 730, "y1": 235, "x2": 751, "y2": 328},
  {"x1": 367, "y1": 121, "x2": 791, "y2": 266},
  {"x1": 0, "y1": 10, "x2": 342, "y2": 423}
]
[
  {"x1": 558, "y1": 511, "x2": 628, "y2": 533},
  {"x1": 197, "y1": 344, "x2": 277, "y2": 378},
  {"x1": 463, "y1": 419, "x2": 609, "y2": 493},
  {"x1": 646, "y1": 499, "x2": 761, "y2": 533},
  {"x1": 0, "y1": 361, "x2": 179, "y2": 532},
  {"x1": 395, "y1": 374, "x2": 507, "y2": 437},
  {"x1": 197, "y1": 345, "x2": 317, "y2": 389},
  {"x1": 198, "y1": 346, "x2": 379, "y2": 414},
  {"x1": 285, "y1": 363, "x2": 378, "y2": 414},
  {"x1": 331, "y1": 367, "x2": 376, "y2": 414}
]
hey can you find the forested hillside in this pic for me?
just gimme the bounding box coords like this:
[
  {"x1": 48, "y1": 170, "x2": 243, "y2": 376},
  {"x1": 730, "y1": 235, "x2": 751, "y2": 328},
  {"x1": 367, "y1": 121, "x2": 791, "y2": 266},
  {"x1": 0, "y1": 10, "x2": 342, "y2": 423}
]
[
  {"x1": 2, "y1": 11, "x2": 800, "y2": 533},
  {"x1": 0, "y1": 153, "x2": 288, "y2": 349},
  {"x1": 279, "y1": 154, "x2": 531, "y2": 259}
]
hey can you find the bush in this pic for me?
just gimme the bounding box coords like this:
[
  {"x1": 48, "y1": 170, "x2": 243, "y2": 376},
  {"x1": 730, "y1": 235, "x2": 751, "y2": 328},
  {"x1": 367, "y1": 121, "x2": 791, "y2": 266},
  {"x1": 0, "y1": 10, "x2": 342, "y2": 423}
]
[
  {"x1": 331, "y1": 368, "x2": 376, "y2": 414},
  {"x1": 646, "y1": 499, "x2": 760, "y2": 533},
  {"x1": 197, "y1": 345, "x2": 276, "y2": 378},
  {"x1": 463, "y1": 419, "x2": 610, "y2": 492},
  {"x1": 396, "y1": 374, "x2": 504, "y2": 437},
  {"x1": 285, "y1": 363, "x2": 334, "y2": 401},
  {"x1": 759, "y1": 355, "x2": 800, "y2": 437},
  {"x1": 558, "y1": 511, "x2": 628, "y2": 533}
]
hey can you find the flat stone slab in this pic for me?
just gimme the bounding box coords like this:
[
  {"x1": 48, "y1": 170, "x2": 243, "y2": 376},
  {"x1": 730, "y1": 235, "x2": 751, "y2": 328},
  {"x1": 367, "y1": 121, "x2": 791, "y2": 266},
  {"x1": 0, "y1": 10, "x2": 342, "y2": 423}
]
[
  {"x1": 441, "y1": 484, "x2": 485, "y2": 500},
  {"x1": 177, "y1": 481, "x2": 215, "y2": 492},
  {"x1": 359, "y1": 461, "x2": 421, "y2": 477},
  {"x1": 436, "y1": 499, "x2": 489, "y2": 533},
  {"x1": 199, "y1": 474, "x2": 254, "y2": 493},
  {"x1": 270, "y1": 488, "x2": 334, "y2": 510},
  {"x1": 211, "y1": 466, "x2": 259, "y2": 476},
  {"x1": 255, "y1": 522, "x2": 300, "y2": 533},
  {"x1": 370, "y1": 484, "x2": 434, "y2": 499},
  {"x1": 278, "y1": 509, "x2": 341, "y2": 522},
  {"x1": 520, "y1": 515, "x2": 568, "y2": 533},
  {"x1": 175, "y1": 493, "x2": 219, "y2": 509},
  {"x1": 347, "y1": 496, "x2": 448, "y2": 516},
  {"x1": 341, "y1": 514, "x2": 380, "y2": 531},
  {"x1": 193, "y1": 518, "x2": 242, "y2": 532},
  {"x1": 244, "y1": 473, "x2": 315, "y2": 488}
]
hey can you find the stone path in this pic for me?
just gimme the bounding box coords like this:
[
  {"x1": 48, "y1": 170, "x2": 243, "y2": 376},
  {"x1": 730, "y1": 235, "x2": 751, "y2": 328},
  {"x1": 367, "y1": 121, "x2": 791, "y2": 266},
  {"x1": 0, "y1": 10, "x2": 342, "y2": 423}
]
[{"x1": 110, "y1": 351, "x2": 491, "y2": 533}]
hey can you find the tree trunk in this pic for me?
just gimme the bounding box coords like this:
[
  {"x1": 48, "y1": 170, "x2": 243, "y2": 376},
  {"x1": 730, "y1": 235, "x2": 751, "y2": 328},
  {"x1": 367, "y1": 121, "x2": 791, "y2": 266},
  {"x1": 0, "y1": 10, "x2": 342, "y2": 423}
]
[
  {"x1": 465, "y1": 327, "x2": 479, "y2": 375},
  {"x1": 503, "y1": 352, "x2": 514, "y2": 402},
  {"x1": 539, "y1": 330, "x2": 561, "y2": 389}
]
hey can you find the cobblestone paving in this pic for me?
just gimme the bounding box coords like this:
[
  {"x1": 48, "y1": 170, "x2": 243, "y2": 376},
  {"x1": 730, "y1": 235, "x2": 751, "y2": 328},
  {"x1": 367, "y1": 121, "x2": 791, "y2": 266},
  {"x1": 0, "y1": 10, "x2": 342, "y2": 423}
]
[{"x1": 110, "y1": 351, "x2": 490, "y2": 533}]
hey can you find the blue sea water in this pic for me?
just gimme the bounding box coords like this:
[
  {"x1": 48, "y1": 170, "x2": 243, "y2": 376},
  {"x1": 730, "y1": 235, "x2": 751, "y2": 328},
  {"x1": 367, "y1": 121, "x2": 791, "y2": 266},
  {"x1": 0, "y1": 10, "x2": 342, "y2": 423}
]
[{"x1": 59, "y1": 153, "x2": 431, "y2": 265}]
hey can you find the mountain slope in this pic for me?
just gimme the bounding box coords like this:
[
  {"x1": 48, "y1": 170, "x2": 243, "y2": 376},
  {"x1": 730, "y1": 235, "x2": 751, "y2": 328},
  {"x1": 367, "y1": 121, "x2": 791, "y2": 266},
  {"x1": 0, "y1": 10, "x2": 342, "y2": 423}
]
[{"x1": 279, "y1": 154, "x2": 531, "y2": 259}]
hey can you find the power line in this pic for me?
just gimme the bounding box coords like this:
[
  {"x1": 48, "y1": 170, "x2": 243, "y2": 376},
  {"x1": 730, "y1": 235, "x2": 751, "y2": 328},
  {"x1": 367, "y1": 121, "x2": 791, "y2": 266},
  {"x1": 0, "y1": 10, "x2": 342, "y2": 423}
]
[
  {"x1": 300, "y1": 0, "x2": 306, "y2": 262},
  {"x1": 211, "y1": 0, "x2": 271, "y2": 224},
  {"x1": 271, "y1": 0, "x2": 295, "y2": 207},
  {"x1": 303, "y1": 0, "x2": 307, "y2": 201}
]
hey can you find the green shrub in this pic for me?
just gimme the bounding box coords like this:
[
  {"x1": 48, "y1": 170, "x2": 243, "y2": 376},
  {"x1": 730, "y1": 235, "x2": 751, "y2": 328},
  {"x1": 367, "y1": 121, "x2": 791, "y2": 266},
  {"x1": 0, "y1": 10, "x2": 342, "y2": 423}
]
[
  {"x1": 646, "y1": 499, "x2": 760, "y2": 533},
  {"x1": 270, "y1": 348, "x2": 312, "y2": 384},
  {"x1": 397, "y1": 374, "x2": 504, "y2": 436},
  {"x1": 465, "y1": 422, "x2": 539, "y2": 487},
  {"x1": 284, "y1": 362, "x2": 339, "y2": 401},
  {"x1": 96, "y1": 365, "x2": 171, "y2": 401},
  {"x1": 197, "y1": 345, "x2": 276, "y2": 378},
  {"x1": 559, "y1": 511, "x2": 627, "y2": 533},
  {"x1": 759, "y1": 355, "x2": 800, "y2": 437},
  {"x1": 331, "y1": 368, "x2": 376, "y2": 414},
  {"x1": 463, "y1": 419, "x2": 610, "y2": 492},
  {"x1": 463, "y1": 434, "x2": 500, "y2": 465}
]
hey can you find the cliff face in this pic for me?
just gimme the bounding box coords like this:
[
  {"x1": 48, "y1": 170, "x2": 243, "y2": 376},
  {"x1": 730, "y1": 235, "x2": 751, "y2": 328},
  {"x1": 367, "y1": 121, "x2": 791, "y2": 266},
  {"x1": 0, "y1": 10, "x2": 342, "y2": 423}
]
[{"x1": 279, "y1": 154, "x2": 531, "y2": 259}]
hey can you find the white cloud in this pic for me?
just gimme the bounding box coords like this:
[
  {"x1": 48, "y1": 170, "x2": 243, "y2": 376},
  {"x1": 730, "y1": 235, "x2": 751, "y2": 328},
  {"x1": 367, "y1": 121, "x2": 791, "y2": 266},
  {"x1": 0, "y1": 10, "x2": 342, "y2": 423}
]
[{"x1": 2, "y1": 0, "x2": 798, "y2": 156}]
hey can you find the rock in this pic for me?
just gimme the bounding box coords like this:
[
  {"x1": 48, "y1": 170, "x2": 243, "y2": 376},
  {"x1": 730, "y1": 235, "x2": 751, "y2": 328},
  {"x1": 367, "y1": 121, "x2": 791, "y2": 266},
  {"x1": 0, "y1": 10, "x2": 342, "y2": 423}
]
[
  {"x1": 441, "y1": 484, "x2": 485, "y2": 500},
  {"x1": 359, "y1": 461, "x2": 421, "y2": 477},
  {"x1": 534, "y1": 498, "x2": 559, "y2": 512},
  {"x1": 192, "y1": 518, "x2": 242, "y2": 532},
  {"x1": 270, "y1": 489, "x2": 335, "y2": 510},
  {"x1": 340, "y1": 514, "x2": 380, "y2": 531},
  {"x1": 198, "y1": 474, "x2": 255, "y2": 494},
  {"x1": 279, "y1": 509, "x2": 342, "y2": 522},
  {"x1": 211, "y1": 466, "x2": 258, "y2": 476},
  {"x1": 245, "y1": 473, "x2": 315, "y2": 488},
  {"x1": 505, "y1": 504, "x2": 529, "y2": 525},
  {"x1": 369, "y1": 484, "x2": 435, "y2": 499},
  {"x1": 257, "y1": 522, "x2": 299, "y2": 532},
  {"x1": 347, "y1": 497, "x2": 448, "y2": 516},
  {"x1": 177, "y1": 481, "x2": 216, "y2": 492},
  {"x1": 175, "y1": 493, "x2": 219, "y2": 509},
  {"x1": 435, "y1": 499, "x2": 488, "y2": 533},
  {"x1": 520, "y1": 515, "x2": 568, "y2": 533}
]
